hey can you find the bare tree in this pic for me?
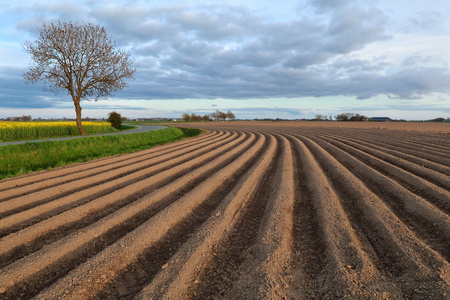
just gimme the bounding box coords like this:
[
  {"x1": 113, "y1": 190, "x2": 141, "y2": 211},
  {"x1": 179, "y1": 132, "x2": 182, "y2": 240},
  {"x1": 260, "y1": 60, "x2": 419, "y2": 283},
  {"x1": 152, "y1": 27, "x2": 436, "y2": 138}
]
[
  {"x1": 226, "y1": 110, "x2": 235, "y2": 121},
  {"x1": 335, "y1": 113, "x2": 355, "y2": 121},
  {"x1": 210, "y1": 112, "x2": 218, "y2": 121},
  {"x1": 217, "y1": 110, "x2": 227, "y2": 121},
  {"x1": 23, "y1": 21, "x2": 136, "y2": 134},
  {"x1": 182, "y1": 113, "x2": 191, "y2": 121},
  {"x1": 11, "y1": 115, "x2": 32, "y2": 121},
  {"x1": 190, "y1": 113, "x2": 203, "y2": 122}
]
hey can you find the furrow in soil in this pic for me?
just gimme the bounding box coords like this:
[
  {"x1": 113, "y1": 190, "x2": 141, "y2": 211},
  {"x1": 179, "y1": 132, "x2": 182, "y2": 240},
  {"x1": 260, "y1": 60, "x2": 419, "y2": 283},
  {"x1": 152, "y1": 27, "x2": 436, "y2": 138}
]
[
  {"x1": 1, "y1": 122, "x2": 449, "y2": 300},
  {"x1": 0, "y1": 131, "x2": 256, "y2": 269},
  {"x1": 30, "y1": 131, "x2": 267, "y2": 300},
  {"x1": 134, "y1": 134, "x2": 278, "y2": 300},
  {"x1": 310, "y1": 135, "x2": 450, "y2": 261},
  {"x1": 295, "y1": 133, "x2": 450, "y2": 299},
  {"x1": 0, "y1": 131, "x2": 242, "y2": 235}
]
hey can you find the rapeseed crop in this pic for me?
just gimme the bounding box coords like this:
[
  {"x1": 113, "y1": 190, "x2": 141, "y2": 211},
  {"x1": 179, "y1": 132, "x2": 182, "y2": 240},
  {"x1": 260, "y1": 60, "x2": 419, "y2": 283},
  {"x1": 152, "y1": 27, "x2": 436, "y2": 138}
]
[{"x1": 0, "y1": 121, "x2": 115, "y2": 142}]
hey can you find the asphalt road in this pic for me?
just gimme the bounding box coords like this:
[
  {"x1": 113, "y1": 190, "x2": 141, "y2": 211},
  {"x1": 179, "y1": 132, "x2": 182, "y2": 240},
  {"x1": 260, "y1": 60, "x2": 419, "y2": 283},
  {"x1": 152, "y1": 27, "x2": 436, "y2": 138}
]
[{"x1": 0, "y1": 125, "x2": 166, "y2": 147}]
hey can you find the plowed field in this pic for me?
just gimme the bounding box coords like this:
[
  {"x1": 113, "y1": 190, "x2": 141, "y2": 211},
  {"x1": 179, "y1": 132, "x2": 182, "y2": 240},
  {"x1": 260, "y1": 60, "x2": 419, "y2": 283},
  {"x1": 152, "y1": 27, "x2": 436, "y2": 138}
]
[{"x1": 1, "y1": 121, "x2": 449, "y2": 299}]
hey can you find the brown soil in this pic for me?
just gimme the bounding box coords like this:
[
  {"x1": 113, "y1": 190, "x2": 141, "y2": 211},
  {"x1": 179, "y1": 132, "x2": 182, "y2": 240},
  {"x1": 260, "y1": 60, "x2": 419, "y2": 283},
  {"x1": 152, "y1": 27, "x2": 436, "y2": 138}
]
[{"x1": 0, "y1": 121, "x2": 449, "y2": 299}]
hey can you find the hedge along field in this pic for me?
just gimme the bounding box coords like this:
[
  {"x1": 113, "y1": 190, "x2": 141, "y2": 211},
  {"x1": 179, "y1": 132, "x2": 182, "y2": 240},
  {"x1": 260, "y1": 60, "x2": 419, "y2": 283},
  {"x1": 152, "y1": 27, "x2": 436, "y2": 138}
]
[
  {"x1": 0, "y1": 127, "x2": 202, "y2": 179},
  {"x1": 0, "y1": 121, "x2": 116, "y2": 142}
]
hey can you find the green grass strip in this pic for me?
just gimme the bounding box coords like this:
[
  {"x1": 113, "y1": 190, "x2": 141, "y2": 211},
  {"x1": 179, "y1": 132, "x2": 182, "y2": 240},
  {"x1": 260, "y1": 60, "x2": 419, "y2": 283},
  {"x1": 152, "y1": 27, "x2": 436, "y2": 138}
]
[{"x1": 0, "y1": 127, "x2": 202, "y2": 180}]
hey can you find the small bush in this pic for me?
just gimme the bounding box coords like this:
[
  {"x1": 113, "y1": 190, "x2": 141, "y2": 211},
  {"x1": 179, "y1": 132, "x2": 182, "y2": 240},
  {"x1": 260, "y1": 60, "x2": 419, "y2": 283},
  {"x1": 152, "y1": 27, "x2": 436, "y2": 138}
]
[
  {"x1": 108, "y1": 111, "x2": 122, "y2": 129},
  {"x1": 178, "y1": 127, "x2": 203, "y2": 137}
]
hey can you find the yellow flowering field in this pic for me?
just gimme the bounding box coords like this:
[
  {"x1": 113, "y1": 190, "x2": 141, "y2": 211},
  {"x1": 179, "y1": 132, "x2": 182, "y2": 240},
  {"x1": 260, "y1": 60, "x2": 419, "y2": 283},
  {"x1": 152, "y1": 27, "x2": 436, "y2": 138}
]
[{"x1": 0, "y1": 121, "x2": 115, "y2": 142}]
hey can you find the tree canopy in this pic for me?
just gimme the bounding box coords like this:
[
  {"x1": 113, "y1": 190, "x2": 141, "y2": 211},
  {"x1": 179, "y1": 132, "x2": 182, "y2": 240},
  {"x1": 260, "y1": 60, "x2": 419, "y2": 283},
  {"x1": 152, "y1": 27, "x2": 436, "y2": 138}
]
[{"x1": 23, "y1": 21, "x2": 136, "y2": 134}]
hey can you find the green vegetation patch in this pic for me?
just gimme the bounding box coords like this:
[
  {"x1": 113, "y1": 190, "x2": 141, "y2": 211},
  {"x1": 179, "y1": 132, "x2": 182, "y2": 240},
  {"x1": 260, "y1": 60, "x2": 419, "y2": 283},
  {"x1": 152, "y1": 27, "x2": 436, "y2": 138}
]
[
  {"x1": 178, "y1": 127, "x2": 203, "y2": 137},
  {"x1": 0, "y1": 121, "x2": 118, "y2": 142},
  {"x1": 0, "y1": 127, "x2": 200, "y2": 180}
]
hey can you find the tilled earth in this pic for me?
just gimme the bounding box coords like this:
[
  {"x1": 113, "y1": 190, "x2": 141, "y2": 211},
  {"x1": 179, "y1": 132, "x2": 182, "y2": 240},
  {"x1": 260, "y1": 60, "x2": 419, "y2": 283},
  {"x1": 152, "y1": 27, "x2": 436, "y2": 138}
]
[{"x1": 0, "y1": 121, "x2": 449, "y2": 299}]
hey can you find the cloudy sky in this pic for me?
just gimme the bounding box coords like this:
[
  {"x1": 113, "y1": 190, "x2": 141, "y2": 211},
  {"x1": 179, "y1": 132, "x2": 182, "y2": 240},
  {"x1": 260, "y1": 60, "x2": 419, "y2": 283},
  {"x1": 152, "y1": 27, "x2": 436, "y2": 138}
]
[{"x1": 1, "y1": 0, "x2": 449, "y2": 120}]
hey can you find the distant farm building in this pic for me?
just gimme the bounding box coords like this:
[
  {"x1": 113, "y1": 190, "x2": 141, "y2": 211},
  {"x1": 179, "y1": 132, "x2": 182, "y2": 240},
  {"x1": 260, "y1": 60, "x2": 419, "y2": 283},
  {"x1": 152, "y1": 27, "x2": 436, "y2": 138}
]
[{"x1": 371, "y1": 117, "x2": 392, "y2": 122}]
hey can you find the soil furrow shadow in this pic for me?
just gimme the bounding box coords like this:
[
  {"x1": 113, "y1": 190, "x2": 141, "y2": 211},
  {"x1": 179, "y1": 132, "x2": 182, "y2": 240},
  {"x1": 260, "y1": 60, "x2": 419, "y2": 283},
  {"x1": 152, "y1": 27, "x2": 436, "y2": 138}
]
[
  {"x1": 0, "y1": 132, "x2": 243, "y2": 237},
  {"x1": 1, "y1": 131, "x2": 262, "y2": 299},
  {"x1": 0, "y1": 132, "x2": 255, "y2": 268},
  {"x1": 310, "y1": 136, "x2": 450, "y2": 262},
  {"x1": 338, "y1": 133, "x2": 450, "y2": 174},
  {"x1": 316, "y1": 133, "x2": 450, "y2": 212},
  {"x1": 91, "y1": 132, "x2": 272, "y2": 299},
  {"x1": 315, "y1": 131, "x2": 450, "y2": 192},
  {"x1": 295, "y1": 133, "x2": 449, "y2": 299},
  {"x1": 294, "y1": 135, "x2": 407, "y2": 276},
  {"x1": 288, "y1": 135, "x2": 328, "y2": 298},
  {"x1": 188, "y1": 134, "x2": 281, "y2": 299}
]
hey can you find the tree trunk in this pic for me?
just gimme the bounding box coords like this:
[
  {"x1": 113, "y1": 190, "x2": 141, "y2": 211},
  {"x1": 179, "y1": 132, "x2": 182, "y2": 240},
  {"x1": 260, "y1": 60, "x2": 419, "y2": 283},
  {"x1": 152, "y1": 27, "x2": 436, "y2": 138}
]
[{"x1": 74, "y1": 102, "x2": 86, "y2": 135}]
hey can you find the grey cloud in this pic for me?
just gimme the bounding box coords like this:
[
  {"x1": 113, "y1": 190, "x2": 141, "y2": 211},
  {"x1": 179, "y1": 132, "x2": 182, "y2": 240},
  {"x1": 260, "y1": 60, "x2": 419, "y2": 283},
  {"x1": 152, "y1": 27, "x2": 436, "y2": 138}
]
[
  {"x1": 89, "y1": 4, "x2": 260, "y2": 46},
  {"x1": 348, "y1": 66, "x2": 450, "y2": 99},
  {"x1": 0, "y1": 67, "x2": 57, "y2": 108},
  {"x1": 324, "y1": 7, "x2": 388, "y2": 53},
  {"x1": 165, "y1": 5, "x2": 253, "y2": 41},
  {"x1": 16, "y1": 1, "x2": 90, "y2": 35},
  {"x1": 327, "y1": 56, "x2": 388, "y2": 75},
  {"x1": 385, "y1": 67, "x2": 450, "y2": 97},
  {"x1": 121, "y1": 60, "x2": 450, "y2": 101},
  {"x1": 6, "y1": 1, "x2": 447, "y2": 110},
  {"x1": 284, "y1": 52, "x2": 331, "y2": 69},
  {"x1": 0, "y1": 66, "x2": 134, "y2": 109},
  {"x1": 408, "y1": 11, "x2": 442, "y2": 31},
  {"x1": 308, "y1": 0, "x2": 357, "y2": 13}
]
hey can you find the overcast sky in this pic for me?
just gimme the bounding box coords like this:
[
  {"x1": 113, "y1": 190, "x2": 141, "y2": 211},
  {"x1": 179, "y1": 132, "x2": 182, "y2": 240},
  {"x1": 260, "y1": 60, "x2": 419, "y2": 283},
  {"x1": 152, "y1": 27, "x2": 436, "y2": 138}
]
[{"x1": 1, "y1": 0, "x2": 449, "y2": 120}]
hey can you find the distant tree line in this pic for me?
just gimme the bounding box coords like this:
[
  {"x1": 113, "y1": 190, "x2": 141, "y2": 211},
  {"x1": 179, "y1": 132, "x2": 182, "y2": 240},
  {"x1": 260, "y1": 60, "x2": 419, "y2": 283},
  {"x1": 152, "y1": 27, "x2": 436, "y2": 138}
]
[
  {"x1": 4, "y1": 115, "x2": 32, "y2": 121},
  {"x1": 314, "y1": 115, "x2": 333, "y2": 121},
  {"x1": 181, "y1": 110, "x2": 235, "y2": 122},
  {"x1": 431, "y1": 117, "x2": 447, "y2": 122},
  {"x1": 334, "y1": 113, "x2": 367, "y2": 121}
]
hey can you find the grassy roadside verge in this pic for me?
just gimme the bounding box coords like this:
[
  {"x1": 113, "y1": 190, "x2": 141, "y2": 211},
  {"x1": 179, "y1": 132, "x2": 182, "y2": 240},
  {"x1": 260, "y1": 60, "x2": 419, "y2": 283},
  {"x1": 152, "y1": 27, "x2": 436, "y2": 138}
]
[{"x1": 0, "y1": 127, "x2": 202, "y2": 180}]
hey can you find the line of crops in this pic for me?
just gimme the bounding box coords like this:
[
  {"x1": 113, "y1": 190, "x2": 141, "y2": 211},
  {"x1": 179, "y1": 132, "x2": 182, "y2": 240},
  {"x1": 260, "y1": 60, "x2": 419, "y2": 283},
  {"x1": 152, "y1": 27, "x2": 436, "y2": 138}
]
[{"x1": 0, "y1": 122, "x2": 116, "y2": 142}]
